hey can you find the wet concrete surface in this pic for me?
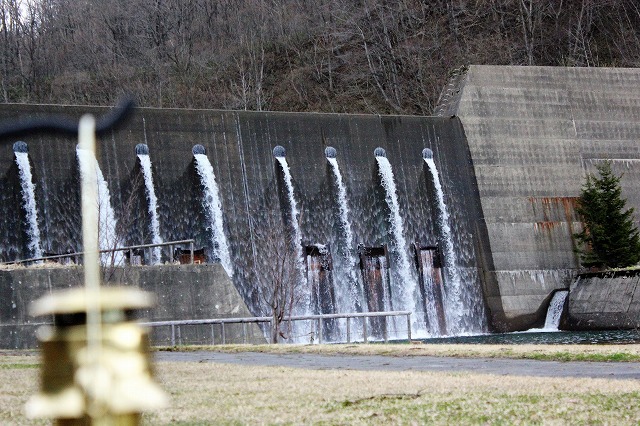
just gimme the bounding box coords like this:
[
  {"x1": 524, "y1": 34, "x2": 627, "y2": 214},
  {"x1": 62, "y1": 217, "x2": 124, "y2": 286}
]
[{"x1": 155, "y1": 351, "x2": 640, "y2": 380}]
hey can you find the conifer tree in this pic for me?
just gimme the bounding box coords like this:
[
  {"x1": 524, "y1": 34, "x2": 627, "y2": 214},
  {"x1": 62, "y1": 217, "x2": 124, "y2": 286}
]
[{"x1": 575, "y1": 161, "x2": 640, "y2": 268}]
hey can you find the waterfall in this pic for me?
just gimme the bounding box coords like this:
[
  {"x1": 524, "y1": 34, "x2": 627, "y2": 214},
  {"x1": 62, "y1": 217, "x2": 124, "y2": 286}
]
[
  {"x1": 418, "y1": 249, "x2": 447, "y2": 336},
  {"x1": 374, "y1": 148, "x2": 421, "y2": 335},
  {"x1": 273, "y1": 146, "x2": 306, "y2": 309},
  {"x1": 76, "y1": 147, "x2": 124, "y2": 265},
  {"x1": 423, "y1": 148, "x2": 487, "y2": 335},
  {"x1": 136, "y1": 144, "x2": 163, "y2": 264},
  {"x1": 423, "y1": 153, "x2": 466, "y2": 334},
  {"x1": 13, "y1": 142, "x2": 43, "y2": 260},
  {"x1": 193, "y1": 145, "x2": 233, "y2": 276},
  {"x1": 543, "y1": 290, "x2": 568, "y2": 331},
  {"x1": 326, "y1": 147, "x2": 360, "y2": 313}
]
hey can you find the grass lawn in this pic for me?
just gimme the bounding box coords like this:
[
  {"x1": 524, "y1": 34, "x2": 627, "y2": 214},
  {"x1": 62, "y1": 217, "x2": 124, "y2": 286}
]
[{"x1": 2, "y1": 345, "x2": 640, "y2": 425}]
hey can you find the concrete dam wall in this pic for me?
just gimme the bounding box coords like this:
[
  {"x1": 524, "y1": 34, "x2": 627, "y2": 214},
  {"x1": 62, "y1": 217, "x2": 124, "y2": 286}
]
[
  {"x1": 2, "y1": 65, "x2": 639, "y2": 337},
  {"x1": 437, "y1": 65, "x2": 640, "y2": 330},
  {"x1": 0, "y1": 105, "x2": 491, "y2": 339}
]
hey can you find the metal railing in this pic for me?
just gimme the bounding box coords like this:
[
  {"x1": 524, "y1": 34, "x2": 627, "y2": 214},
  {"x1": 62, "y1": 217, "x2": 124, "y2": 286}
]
[
  {"x1": 1, "y1": 239, "x2": 195, "y2": 266},
  {"x1": 142, "y1": 311, "x2": 412, "y2": 346}
]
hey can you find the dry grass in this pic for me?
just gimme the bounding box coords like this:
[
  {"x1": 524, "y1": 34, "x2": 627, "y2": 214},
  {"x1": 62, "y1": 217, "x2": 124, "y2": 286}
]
[
  {"x1": 145, "y1": 362, "x2": 640, "y2": 425},
  {"x1": 0, "y1": 355, "x2": 44, "y2": 425},
  {"x1": 159, "y1": 342, "x2": 640, "y2": 362},
  {"x1": 2, "y1": 348, "x2": 640, "y2": 425}
]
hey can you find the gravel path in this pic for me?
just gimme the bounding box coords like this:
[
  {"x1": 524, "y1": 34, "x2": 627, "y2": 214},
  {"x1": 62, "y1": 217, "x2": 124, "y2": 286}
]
[{"x1": 155, "y1": 351, "x2": 640, "y2": 380}]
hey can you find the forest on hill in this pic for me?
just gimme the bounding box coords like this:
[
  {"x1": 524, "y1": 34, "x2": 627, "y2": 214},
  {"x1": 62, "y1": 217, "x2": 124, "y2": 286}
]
[{"x1": 1, "y1": 0, "x2": 640, "y2": 115}]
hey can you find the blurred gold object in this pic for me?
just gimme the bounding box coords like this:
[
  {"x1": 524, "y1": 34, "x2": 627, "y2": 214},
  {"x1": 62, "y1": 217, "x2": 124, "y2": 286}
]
[{"x1": 26, "y1": 287, "x2": 168, "y2": 425}]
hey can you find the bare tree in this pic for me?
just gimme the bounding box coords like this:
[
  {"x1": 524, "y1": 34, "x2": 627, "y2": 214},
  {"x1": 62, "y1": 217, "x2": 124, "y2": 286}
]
[
  {"x1": 1, "y1": 0, "x2": 640, "y2": 112},
  {"x1": 252, "y1": 209, "x2": 303, "y2": 344}
]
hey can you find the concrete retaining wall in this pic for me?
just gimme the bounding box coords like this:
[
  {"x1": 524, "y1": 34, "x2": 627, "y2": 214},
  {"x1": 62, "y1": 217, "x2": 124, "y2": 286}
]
[
  {"x1": 440, "y1": 65, "x2": 640, "y2": 330},
  {"x1": 0, "y1": 264, "x2": 265, "y2": 348},
  {"x1": 566, "y1": 271, "x2": 640, "y2": 330}
]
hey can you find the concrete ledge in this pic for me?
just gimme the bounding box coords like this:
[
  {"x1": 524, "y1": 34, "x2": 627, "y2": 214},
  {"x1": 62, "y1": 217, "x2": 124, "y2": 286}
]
[
  {"x1": 0, "y1": 264, "x2": 266, "y2": 348},
  {"x1": 566, "y1": 271, "x2": 640, "y2": 330}
]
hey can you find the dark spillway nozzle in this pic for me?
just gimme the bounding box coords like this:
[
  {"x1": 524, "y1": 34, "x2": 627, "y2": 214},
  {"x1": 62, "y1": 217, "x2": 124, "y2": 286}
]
[
  {"x1": 192, "y1": 144, "x2": 206, "y2": 155},
  {"x1": 374, "y1": 147, "x2": 386, "y2": 158},
  {"x1": 422, "y1": 148, "x2": 433, "y2": 159},
  {"x1": 273, "y1": 145, "x2": 286, "y2": 158},
  {"x1": 325, "y1": 146, "x2": 337, "y2": 159},
  {"x1": 13, "y1": 141, "x2": 28, "y2": 153},
  {"x1": 135, "y1": 143, "x2": 149, "y2": 156}
]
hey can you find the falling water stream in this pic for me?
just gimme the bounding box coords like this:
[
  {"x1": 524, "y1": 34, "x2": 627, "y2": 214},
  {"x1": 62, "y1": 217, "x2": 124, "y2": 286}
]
[
  {"x1": 274, "y1": 146, "x2": 318, "y2": 342},
  {"x1": 418, "y1": 249, "x2": 446, "y2": 336},
  {"x1": 522, "y1": 289, "x2": 569, "y2": 333},
  {"x1": 423, "y1": 154, "x2": 466, "y2": 333},
  {"x1": 543, "y1": 290, "x2": 569, "y2": 331},
  {"x1": 136, "y1": 144, "x2": 163, "y2": 264},
  {"x1": 375, "y1": 148, "x2": 422, "y2": 336},
  {"x1": 273, "y1": 147, "x2": 307, "y2": 310},
  {"x1": 193, "y1": 146, "x2": 233, "y2": 277},
  {"x1": 13, "y1": 142, "x2": 43, "y2": 260},
  {"x1": 423, "y1": 148, "x2": 488, "y2": 335},
  {"x1": 76, "y1": 147, "x2": 124, "y2": 265},
  {"x1": 326, "y1": 147, "x2": 360, "y2": 313}
]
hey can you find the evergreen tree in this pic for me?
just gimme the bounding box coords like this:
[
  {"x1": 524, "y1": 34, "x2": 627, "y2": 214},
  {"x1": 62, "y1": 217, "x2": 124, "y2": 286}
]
[{"x1": 575, "y1": 161, "x2": 640, "y2": 268}]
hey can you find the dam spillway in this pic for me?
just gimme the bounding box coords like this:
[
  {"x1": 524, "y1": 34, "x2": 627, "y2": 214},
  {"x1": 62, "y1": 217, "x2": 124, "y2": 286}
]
[
  {"x1": 13, "y1": 142, "x2": 43, "y2": 261},
  {"x1": 2, "y1": 65, "x2": 640, "y2": 338},
  {"x1": 0, "y1": 106, "x2": 491, "y2": 338}
]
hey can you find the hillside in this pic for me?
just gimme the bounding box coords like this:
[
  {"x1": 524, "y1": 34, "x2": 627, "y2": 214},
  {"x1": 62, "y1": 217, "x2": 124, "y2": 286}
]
[{"x1": 1, "y1": 0, "x2": 639, "y2": 114}]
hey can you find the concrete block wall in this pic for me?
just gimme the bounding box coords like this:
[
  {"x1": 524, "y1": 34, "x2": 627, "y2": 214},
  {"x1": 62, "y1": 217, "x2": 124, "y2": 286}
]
[
  {"x1": 442, "y1": 65, "x2": 640, "y2": 330},
  {"x1": 0, "y1": 264, "x2": 265, "y2": 348},
  {"x1": 566, "y1": 271, "x2": 640, "y2": 330}
]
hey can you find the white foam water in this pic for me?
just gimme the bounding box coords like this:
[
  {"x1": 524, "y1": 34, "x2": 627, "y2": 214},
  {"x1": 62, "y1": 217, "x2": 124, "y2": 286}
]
[
  {"x1": 419, "y1": 249, "x2": 445, "y2": 336},
  {"x1": 138, "y1": 154, "x2": 163, "y2": 264},
  {"x1": 194, "y1": 153, "x2": 233, "y2": 276},
  {"x1": 543, "y1": 290, "x2": 568, "y2": 330},
  {"x1": 14, "y1": 152, "x2": 43, "y2": 259},
  {"x1": 274, "y1": 156, "x2": 306, "y2": 304},
  {"x1": 424, "y1": 158, "x2": 466, "y2": 334},
  {"x1": 327, "y1": 157, "x2": 360, "y2": 313},
  {"x1": 76, "y1": 148, "x2": 124, "y2": 265},
  {"x1": 375, "y1": 156, "x2": 421, "y2": 335},
  {"x1": 275, "y1": 155, "x2": 313, "y2": 342}
]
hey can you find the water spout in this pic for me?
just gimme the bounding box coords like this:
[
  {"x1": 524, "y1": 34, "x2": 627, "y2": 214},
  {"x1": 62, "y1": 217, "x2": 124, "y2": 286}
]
[
  {"x1": 543, "y1": 290, "x2": 568, "y2": 331},
  {"x1": 375, "y1": 149, "x2": 421, "y2": 335},
  {"x1": 326, "y1": 147, "x2": 360, "y2": 313},
  {"x1": 273, "y1": 147, "x2": 306, "y2": 305},
  {"x1": 13, "y1": 142, "x2": 43, "y2": 260},
  {"x1": 136, "y1": 144, "x2": 163, "y2": 264},
  {"x1": 193, "y1": 145, "x2": 233, "y2": 276},
  {"x1": 76, "y1": 146, "x2": 124, "y2": 265},
  {"x1": 424, "y1": 152, "x2": 486, "y2": 335}
]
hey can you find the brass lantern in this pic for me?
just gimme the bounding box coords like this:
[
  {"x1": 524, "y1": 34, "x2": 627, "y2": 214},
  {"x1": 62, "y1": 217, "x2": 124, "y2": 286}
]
[{"x1": 25, "y1": 287, "x2": 167, "y2": 425}]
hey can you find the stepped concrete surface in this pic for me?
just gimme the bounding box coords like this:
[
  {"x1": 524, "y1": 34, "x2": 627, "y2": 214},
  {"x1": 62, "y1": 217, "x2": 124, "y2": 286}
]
[{"x1": 439, "y1": 65, "x2": 640, "y2": 330}]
